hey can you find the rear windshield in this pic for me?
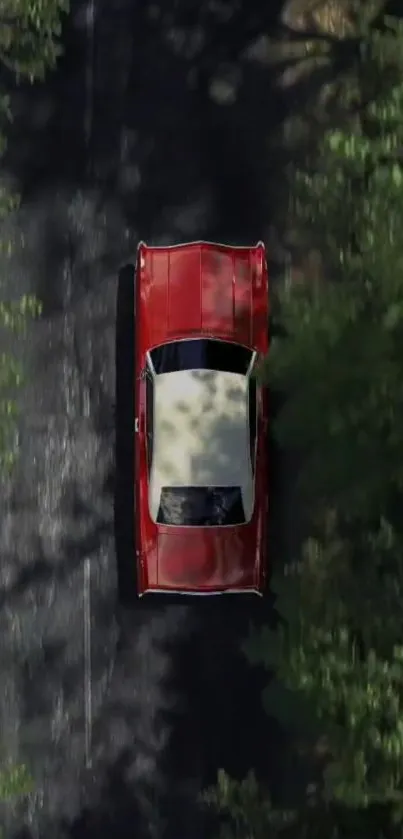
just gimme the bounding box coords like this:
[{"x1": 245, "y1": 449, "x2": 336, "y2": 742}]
[
  {"x1": 156, "y1": 486, "x2": 245, "y2": 526},
  {"x1": 150, "y1": 339, "x2": 252, "y2": 375}
]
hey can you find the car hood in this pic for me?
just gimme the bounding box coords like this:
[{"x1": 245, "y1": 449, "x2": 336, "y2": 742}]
[{"x1": 141, "y1": 243, "x2": 262, "y2": 348}]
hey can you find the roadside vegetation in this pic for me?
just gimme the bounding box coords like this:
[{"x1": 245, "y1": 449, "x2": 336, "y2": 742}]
[
  {"x1": 0, "y1": 0, "x2": 69, "y2": 471},
  {"x1": 204, "y1": 5, "x2": 403, "y2": 838},
  {"x1": 0, "y1": 0, "x2": 69, "y2": 812}
]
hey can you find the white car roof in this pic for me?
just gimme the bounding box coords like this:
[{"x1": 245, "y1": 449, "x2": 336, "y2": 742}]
[{"x1": 149, "y1": 369, "x2": 253, "y2": 523}]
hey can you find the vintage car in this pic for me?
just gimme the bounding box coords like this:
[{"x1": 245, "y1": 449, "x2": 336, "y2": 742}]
[{"x1": 115, "y1": 241, "x2": 269, "y2": 600}]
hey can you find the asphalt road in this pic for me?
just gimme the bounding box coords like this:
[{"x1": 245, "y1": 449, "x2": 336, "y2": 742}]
[{"x1": 0, "y1": 1, "x2": 291, "y2": 837}]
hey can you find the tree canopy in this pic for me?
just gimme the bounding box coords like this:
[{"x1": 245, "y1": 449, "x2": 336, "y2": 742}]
[
  {"x1": 205, "y1": 11, "x2": 403, "y2": 839},
  {"x1": 0, "y1": 0, "x2": 68, "y2": 79}
]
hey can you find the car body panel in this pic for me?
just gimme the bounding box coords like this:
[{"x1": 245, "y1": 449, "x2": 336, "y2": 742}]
[
  {"x1": 134, "y1": 241, "x2": 269, "y2": 596},
  {"x1": 139, "y1": 241, "x2": 268, "y2": 352}
]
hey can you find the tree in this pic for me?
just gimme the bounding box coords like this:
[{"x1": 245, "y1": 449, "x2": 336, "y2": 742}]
[
  {"x1": 0, "y1": 0, "x2": 69, "y2": 471},
  {"x1": 0, "y1": 0, "x2": 69, "y2": 79},
  {"x1": 205, "y1": 12, "x2": 403, "y2": 839}
]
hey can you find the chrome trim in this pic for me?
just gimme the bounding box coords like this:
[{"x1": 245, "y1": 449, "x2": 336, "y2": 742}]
[
  {"x1": 145, "y1": 351, "x2": 156, "y2": 377},
  {"x1": 139, "y1": 587, "x2": 262, "y2": 597},
  {"x1": 246, "y1": 350, "x2": 257, "y2": 379},
  {"x1": 137, "y1": 240, "x2": 264, "y2": 251},
  {"x1": 245, "y1": 352, "x2": 258, "y2": 477},
  {"x1": 144, "y1": 335, "x2": 256, "y2": 354}
]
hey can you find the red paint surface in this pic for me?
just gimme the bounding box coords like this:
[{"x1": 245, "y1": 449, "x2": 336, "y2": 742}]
[{"x1": 134, "y1": 241, "x2": 269, "y2": 595}]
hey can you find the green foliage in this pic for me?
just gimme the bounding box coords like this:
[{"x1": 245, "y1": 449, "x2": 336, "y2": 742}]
[
  {"x1": 0, "y1": 294, "x2": 41, "y2": 471},
  {"x1": 0, "y1": 0, "x2": 67, "y2": 473},
  {"x1": 0, "y1": 762, "x2": 32, "y2": 799},
  {"x1": 258, "y1": 26, "x2": 403, "y2": 523},
  {"x1": 0, "y1": 0, "x2": 69, "y2": 82},
  {"x1": 0, "y1": 761, "x2": 32, "y2": 839},
  {"x1": 207, "y1": 11, "x2": 403, "y2": 839},
  {"x1": 245, "y1": 548, "x2": 403, "y2": 813},
  {"x1": 254, "y1": 8, "x2": 403, "y2": 826},
  {"x1": 202, "y1": 770, "x2": 296, "y2": 839}
]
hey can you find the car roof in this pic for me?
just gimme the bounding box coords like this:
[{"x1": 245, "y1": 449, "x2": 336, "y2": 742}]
[{"x1": 148, "y1": 369, "x2": 254, "y2": 523}]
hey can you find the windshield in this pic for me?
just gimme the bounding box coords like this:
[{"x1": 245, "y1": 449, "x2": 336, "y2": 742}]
[
  {"x1": 157, "y1": 486, "x2": 245, "y2": 526},
  {"x1": 149, "y1": 338, "x2": 253, "y2": 375}
]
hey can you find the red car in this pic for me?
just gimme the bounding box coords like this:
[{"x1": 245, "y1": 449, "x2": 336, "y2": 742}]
[{"x1": 115, "y1": 241, "x2": 269, "y2": 600}]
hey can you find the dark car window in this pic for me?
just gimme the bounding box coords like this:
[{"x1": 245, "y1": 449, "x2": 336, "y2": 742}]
[
  {"x1": 146, "y1": 368, "x2": 153, "y2": 475},
  {"x1": 157, "y1": 486, "x2": 245, "y2": 526},
  {"x1": 150, "y1": 339, "x2": 252, "y2": 375},
  {"x1": 249, "y1": 379, "x2": 257, "y2": 473}
]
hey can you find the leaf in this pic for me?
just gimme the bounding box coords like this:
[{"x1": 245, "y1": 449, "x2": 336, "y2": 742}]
[
  {"x1": 392, "y1": 163, "x2": 403, "y2": 186},
  {"x1": 383, "y1": 302, "x2": 402, "y2": 330},
  {"x1": 0, "y1": 762, "x2": 32, "y2": 800},
  {"x1": 254, "y1": 13, "x2": 403, "y2": 826}
]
